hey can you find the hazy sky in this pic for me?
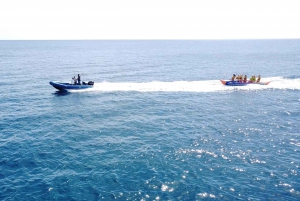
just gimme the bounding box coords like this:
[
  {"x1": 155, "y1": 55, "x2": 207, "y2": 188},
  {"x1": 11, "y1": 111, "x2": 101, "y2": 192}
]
[{"x1": 0, "y1": 0, "x2": 299, "y2": 40}]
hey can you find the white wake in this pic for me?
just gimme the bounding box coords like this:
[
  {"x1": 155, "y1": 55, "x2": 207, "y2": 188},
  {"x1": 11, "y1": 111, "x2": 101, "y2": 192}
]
[{"x1": 71, "y1": 77, "x2": 300, "y2": 93}]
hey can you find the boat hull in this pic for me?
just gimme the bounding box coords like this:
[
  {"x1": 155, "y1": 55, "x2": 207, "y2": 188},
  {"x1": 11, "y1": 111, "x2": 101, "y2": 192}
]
[
  {"x1": 50, "y1": 81, "x2": 94, "y2": 91},
  {"x1": 220, "y1": 80, "x2": 270, "y2": 86}
]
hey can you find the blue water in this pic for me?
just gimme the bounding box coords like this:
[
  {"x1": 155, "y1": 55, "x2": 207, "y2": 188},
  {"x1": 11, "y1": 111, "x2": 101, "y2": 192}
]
[{"x1": 1, "y1": 40, "x2": 300, "y2": 200}]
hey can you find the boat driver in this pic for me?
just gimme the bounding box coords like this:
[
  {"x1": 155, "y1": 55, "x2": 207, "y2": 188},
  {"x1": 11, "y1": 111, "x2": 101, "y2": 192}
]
[{"x1": 77, "y1": 74, "x2": 81, "y2": 85}]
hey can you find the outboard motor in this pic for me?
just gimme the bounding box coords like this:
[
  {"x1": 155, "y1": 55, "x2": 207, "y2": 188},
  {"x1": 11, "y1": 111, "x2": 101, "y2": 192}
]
[{"x1": 88, "y1": 81, "x2": 94, "y2": 85}]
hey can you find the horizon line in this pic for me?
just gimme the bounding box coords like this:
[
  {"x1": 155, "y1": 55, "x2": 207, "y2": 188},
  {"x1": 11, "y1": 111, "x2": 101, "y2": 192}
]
[{"x1": 1, "y1": 38, "x2": 300, "y2": 41}]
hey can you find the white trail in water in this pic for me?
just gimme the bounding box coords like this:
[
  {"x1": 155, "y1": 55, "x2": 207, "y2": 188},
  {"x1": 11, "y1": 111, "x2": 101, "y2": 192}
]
[{"x1": 72, "y1": 77, "x2": 300, "y2": 93}]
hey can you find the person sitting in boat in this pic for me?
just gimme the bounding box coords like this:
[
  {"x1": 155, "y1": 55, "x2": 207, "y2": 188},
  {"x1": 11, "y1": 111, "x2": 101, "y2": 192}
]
[
  {"x1": 256, "y1": 75, "x2": 261, "y2": 83},
  {"x1": 237, "y1": 75, "x2": 243, "y2": 82},
  {"x1": 249, "y1": 75, "x2": 256, "y2": 83},
  {"x1": 77, "y1": 74, "x2": 81, "y2": 85},
  {"x1": 231, "y1": 74, "x2": 236, "y2": 81},
  {"x1": 243, "y1": 75, "x2": 247, "y2": 83},
  {"x1": 239, "y1": 75, "x2": 243, "y2": 82}
]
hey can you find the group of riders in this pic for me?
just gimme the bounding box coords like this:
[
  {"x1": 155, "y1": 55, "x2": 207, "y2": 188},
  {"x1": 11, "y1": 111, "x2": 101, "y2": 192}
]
[
  {"x1": 231, "y1": 74, "x2": 261, "y2": 83},
  {"x1": 72, "y1": 74, "x2": 81, "y2": 85}
]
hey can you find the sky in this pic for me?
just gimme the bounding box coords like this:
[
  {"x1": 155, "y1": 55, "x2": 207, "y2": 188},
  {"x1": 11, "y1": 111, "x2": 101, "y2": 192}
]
[{"x1": 0, "y1": 0, "x2": 299, "y2": 40}]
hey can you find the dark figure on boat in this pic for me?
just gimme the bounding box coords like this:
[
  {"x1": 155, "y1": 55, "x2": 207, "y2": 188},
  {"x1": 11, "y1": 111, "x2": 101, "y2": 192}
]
[{"x1": 77, "y1": 74, "x2": 81, "y2": 85}]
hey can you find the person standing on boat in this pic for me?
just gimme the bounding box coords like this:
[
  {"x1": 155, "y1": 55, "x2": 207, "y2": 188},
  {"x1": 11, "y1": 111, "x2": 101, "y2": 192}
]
[
  {"x1": 77, "y1": 74, "x2": 81, "y2": 85},
  {"x1": 72, "y1": 76, "x2": 77, "y2": 85}
]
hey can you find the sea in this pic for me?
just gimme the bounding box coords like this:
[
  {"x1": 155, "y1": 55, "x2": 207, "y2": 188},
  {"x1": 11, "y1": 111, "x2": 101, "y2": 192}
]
[{"x1": 1, "y1": 40, "x2": 300, "y2": 201}]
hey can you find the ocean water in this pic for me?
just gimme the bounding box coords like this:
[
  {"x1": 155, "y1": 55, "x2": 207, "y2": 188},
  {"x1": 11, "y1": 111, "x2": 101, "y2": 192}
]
[{"x1": 1, "y1": 40, "x2": 300, "y2": 200}]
